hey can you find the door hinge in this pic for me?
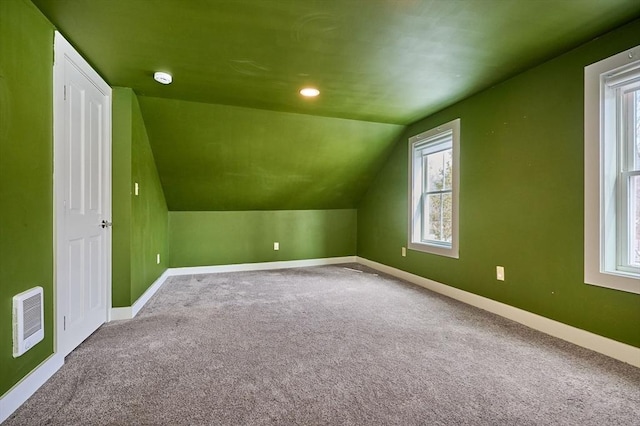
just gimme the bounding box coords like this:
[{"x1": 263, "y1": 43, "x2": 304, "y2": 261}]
[
  {"x1": 63, "y1": 85, "x2": 66, "y2": 101},
  {"x1": 63, "y1": 315, "x2": 66, "y2": 331}
]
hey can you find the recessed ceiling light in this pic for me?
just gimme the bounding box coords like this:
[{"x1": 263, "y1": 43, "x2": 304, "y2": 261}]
[
  {"x1": 154, "y1": 71, "x2": 172, "y2": 85},
  {"x1": 300, "y1": 87, "x2": 320, "y2": 97}
]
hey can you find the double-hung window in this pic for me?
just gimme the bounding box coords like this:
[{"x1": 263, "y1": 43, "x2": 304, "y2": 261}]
[
  {"x1": 585, "y1": 44, "x2": 640, "y2": 294},
  {"x1": 408, "y1": 118, "x2": 460, "y2": 258}
]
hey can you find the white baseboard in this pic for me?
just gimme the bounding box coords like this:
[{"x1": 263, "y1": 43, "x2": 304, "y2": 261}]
[
  {"x1": 0, "y1": 353, "x2": 64, "y2": 423},
  {"x1": 167, "y1": 256, "x2": 357, "y2": 276},
  {"x1": 109, "y1": 257, "x2": 357, "y2": 321},
  {"x1": 356, "y1": 256, "x2": 640, "y2": 367},
  {"x1": 109, "y1": 269, "x2": 171, "y2": 321},
  {"x1": 110, "y1": 306, "x2": 133, "y2": 321},
  {"x1": 131, "y1": 270, "x2": 171, "y2": 317}
]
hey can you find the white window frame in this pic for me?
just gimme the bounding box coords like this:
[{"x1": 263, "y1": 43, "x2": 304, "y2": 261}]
[
  {"x1": 408, "y1": 118, "x2": 460, "y2": 258},
  {"x1": 584, "y1": 44, "x2": 640, "y2": 294}
]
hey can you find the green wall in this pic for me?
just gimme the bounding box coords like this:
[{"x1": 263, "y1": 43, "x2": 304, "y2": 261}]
[
  {"x1": 0, "y1": 0, "x2": 54, "y2": 396},
  {"x1": 130, "y1": 92, "x2": 169, "y2": 302},
  {"x1": 0, "y1": 2, "x2": 169, "y2": 396},
  {"x1": 112, "y1": 88, "x2": 168, "y2": 306},
  {"x1": 138, "y1": 96, "x2": 404, "y2": 211},
  {"x1": 112, "y1": 88, "x2": 133, "y2": 307},
  {"x1": 357, "y1": 19, "x2": 640, "y2": 347},
  {"x1": 1, "y1": 0, "x2": 638, "y2": 404},
  {"x1": 169, "y1": 210, "x2": 356, "y2": 267}
]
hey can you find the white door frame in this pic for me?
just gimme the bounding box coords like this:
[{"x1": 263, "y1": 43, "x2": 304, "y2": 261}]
[{"x1": 53, "y1": 31, "x2": 112, "y2": 356}]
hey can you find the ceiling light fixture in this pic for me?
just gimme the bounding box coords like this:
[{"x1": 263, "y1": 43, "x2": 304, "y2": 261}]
[
  {"x1": 300, "y1": 87, "x2": 320, "y2": 97},
  {"x1": 154, "y1": 71, "x2": 173, "y2": 85}
]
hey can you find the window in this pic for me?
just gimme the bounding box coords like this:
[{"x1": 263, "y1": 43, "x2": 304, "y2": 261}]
[
  {"x1": 408, "y1": 118, "x2": 460, "y2": 258},
  {"x1": 585, "y1": 44, "x2": 640, "y2": 294}
]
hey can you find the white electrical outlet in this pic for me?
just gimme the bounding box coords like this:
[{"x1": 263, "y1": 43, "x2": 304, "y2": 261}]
[
  {"x1": 401, "y1": 247, "x2": 406, "y2": 257},
  {"x1": 274, "y1": 242, "x2": 279, "y2": 251},
  {"x1": 156, "y1": 253, "x2": 160, "y2": 264},
  {"x1": 134, "y1": 182, "x2": 139, "y2": 196},
  {"x1": 496, "y1": 266, "x2": 505, "y2": 281}
]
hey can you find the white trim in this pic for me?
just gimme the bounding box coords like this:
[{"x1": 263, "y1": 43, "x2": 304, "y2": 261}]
[
  {"x1": 356, "y1": 257, "x2": 640, "y2": 367},
  {"x1": 53, "y1": 31, "x2": 113, "y2": 355},
  {"x1": 110, "y1": 306, "x2": 133, "y2": 321},
  {"x1": 109, "y1": 270, "x2": 171, "y2": 321},
  {"x1": 109, "y1": 257, "x2": 357, "y2": 320},
  {"x1": 131, "y1": 270, "x2": 170, "y2": 317},
  {"x1": 0, "y1": 354, "x2": 64, "y2": 423},
  {"x1": 584, "y1": 44, "x2": 640, "y2": 294},
  {"x1": 168, "y1": 256, "x2": 357, "y2": 276},
  {"x1": 408, "y1": 118, "x2": 460, "y2": 259}
]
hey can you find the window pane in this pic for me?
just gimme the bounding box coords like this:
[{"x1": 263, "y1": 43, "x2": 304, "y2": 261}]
[
  {"x1": 409, "y1": 118, "x2": 459, "y2": 258},
  {"x1": 421, "y1": 196, "x2": 429, "y2": 241},
  {"x1": 442, "y1": 192, "x2": 452, "y2": 243},
  {"x1": 443, "y1": 149, "x2": 453, "y2": 190},
  {"x1": 422, "y1": 192, "x2": 452, "y2": 243},
  {"x1": 424, "y1": 193, "x2": 442, "y2": 242},
  {"x1": 423, "y1": 149, "x2": 451, "y2": 192},
  {"x1": 422, "y1": 193, "x2": 436, "y2": 241},
  {"x1": 631, "y1": 175, "x2": 640, "y2": 267}
]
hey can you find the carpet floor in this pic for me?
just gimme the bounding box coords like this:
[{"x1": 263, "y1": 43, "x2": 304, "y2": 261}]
[{"x1": 5, "y1": 264, "x2": 640, "y2": 425}]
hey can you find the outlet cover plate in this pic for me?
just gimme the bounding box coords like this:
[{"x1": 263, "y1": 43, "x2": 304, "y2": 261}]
[{"x1": 496, "y1": 266, "x2": 505, "y2": 281}]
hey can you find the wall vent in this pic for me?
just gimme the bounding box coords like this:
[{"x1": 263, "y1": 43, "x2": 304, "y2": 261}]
[{"x1": 13, "y1": 287, "x2": 44, "y2": 357}]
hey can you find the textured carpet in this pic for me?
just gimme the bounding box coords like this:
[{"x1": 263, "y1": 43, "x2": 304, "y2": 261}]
[{"x1": 5, "y1": 264, "x2": 640, "y2": 425}]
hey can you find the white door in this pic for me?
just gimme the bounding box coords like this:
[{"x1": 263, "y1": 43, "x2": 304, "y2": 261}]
[{"x1": 54, "y1": 32, "x2": 112, "y2": 357}]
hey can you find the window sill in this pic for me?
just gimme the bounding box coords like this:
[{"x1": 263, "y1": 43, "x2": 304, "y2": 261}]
[
  {"x1": 584, "y1": 267, "x2": 640, "y2": 295},
  {"x1": 408, "y1": 241, "x2": 459, "y2": 259}
]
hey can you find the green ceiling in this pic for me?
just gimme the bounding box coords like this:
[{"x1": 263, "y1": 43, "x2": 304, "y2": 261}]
[
  {"x1": 32, "y1": 0, "x2": 640, "y2": 124},
  {"x1": 30, "y1": 0, "x2": 640, "y2": 211}
]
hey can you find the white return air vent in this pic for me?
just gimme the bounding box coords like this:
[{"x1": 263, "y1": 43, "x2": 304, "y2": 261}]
[{"x1": 13, "y1": 287, "x2": 44, "y2": 357}]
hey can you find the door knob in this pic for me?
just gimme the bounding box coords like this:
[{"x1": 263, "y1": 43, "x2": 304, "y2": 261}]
[{"x1": 101, "y1": 220, "x2": 112, "y2": 228}]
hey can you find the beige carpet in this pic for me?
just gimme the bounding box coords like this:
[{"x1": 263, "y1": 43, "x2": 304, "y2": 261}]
[{"x1": 6, "y1": 264, "x2": 640, "y2": 425}]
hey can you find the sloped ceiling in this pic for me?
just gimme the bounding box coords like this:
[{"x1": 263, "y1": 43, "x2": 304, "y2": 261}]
[
  {"x1": 138, "y1": 96, "x2": 403, "y2": 210},
  {"x1": 31, "y1": 0, "x2": 640, "y2": 210}
]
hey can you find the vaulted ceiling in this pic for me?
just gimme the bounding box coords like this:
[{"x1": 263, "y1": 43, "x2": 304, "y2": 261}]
[
  {"x1": 32, "y1": 0, "x2": 640, "y2": 210},
  {"x1": 139, "y1": 96, "x2": 403, "y2": 210}
]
